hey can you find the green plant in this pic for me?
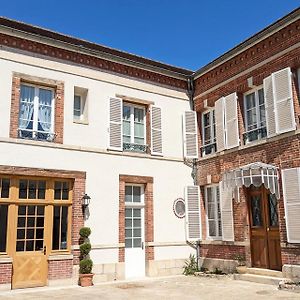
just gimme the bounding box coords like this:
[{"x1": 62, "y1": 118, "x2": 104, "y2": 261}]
[
  {"x1": 79, "y1": 258, "x2": 93, "y2": 274},
  {"x1": 232, "y1": 254, "x2": 246, "y2": 266},
  {"x1": 79, "y1": 227, "x2": 93, "y2": 275},
  {"x1": 80, "y1": 242, "x2": 92, "y2": 257},
  {"x1": 213, "y1": 268, "x2": 225, "y2": 275},
  {"x1": 79, "y1": 227, "x2": 91, "y2": 239},
  {"x1": 183, "y1": 254, "x2": 199, "y2": 275}
]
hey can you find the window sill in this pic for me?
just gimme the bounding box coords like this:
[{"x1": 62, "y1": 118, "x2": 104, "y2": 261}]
[
  {"x1": 0, "y1": 256, "x2": 12, "y2": 263},
  {"x1": 48, "y1": 253, "x2": 73, "y2": 260},
  {"x1": 73, "y1": 119, "x2": 89, "y2": 125}
]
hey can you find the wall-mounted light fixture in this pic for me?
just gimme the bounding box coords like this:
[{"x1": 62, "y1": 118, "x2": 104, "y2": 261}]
[{"x1": 82, "y1": 193, "x2": 91, "y2": 212}]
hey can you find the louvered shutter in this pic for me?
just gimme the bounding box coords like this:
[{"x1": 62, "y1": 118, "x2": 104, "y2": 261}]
[
  {"x1": 272, "y1": 68, "x2": 296, "y2": 134},
  {"x1": 109, "y1": 97, "x2": 123, "y2": 151},
  {"x1": 219, "y1": 182, "x2": 234, "y2": 241},
  {"x1": 281, "y1": 168, "x2": 300, "y2": 243},
  {"x1": 183, "y1": 111, "x2": 198, "y2": 159},
  {"x1": 263, "y1": 75, "x2": 276, "y2": 137},
  {"x1": 151, "y1": 106, "x2": 162, "y2": 155},
  {"x1": 185, "y1": 186, "x2": 201, "y2": 241},
  {"x1": 215, "y1": 97, "x2": 226, "y2": 152},
  {"x1": 224, "y1": 92, "x2": 239, "y2": 149}
]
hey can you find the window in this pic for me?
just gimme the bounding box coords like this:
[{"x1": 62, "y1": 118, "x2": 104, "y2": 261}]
[
  {"x1": 205, "y1": 186, "x2": 222, "y2": 239},
  {"x1": 125, "y1": 185, "x2": 144, "y2": 248},
  {"x1": 73, "y1": 87, "x2": 88, "y2": 123},
  {"x1": 18, "y1": 84, "x2": 55, "y2": 141},
  {"x1": 0, "y1": 205, "x2": 8, "y2": 253},
  {"x1": 202, "y1": 110, "x2": 216, "y2": 155},
  {"x1": 52, "y1": 206, "x2": 68, "y2": 250},
  {"x1": 123, "y1": 104, "x2": 146, "y2": 152},
  {"x1": 243, "y1": 88, "x2": 267, "y2": 143}
]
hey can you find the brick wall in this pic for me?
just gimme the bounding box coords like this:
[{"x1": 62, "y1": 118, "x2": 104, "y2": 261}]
[
  {"x1": 48, "y1": 259, "x2": 73, "y2": 280},
  {"x1": 0, "y1": 263, "x2": 12, "y2": 285},
  {"x1": 194, "y1": 18, "x2": 300, "y2": 268}
]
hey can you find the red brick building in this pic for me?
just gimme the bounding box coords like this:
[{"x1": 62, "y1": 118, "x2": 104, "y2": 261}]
[{"x1": 190, "y1": 7, "x2": 300, "y2": 279}]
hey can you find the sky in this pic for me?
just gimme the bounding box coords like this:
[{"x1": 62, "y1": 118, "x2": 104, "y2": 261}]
[{"x1": 1, "y1": 1, "x2": 299, "y2": 71}]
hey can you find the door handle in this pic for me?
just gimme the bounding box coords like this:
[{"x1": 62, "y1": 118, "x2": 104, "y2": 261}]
[
  {"x1": 43, "y1": 246, "x2": 47, "y2": 255},
  {"x1": 267, "y1": 227, "x2": 270, "y2": 232}
]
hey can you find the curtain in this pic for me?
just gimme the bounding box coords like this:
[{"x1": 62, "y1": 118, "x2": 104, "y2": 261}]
[
  {"x1": 38, "y1": 88, "x2": 52, "y2": 132},
  {"x1": 19, "y1": 85, "x2": 34, "y2": 130}
]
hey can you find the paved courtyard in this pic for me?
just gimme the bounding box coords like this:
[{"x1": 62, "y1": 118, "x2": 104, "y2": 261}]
[{"x1": 0, "y1": 275, "x2": 298, "y2": 300}]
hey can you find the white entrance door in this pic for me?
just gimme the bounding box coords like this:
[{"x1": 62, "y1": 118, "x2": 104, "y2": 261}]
[{"x1": 125, "y1": 185, "x2": 145, "y2": 279}]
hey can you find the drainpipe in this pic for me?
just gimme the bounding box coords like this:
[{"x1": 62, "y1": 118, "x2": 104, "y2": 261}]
[{"x1": 186, "y1": 76, "x2": 201, "y2": 270}]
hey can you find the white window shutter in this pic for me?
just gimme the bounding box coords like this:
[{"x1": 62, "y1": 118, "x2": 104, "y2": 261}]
[
  {"x1": 183, "y1": 111, "x2": 198, "y2": 159},
  {"x1": 281, "y1": 168, "x2": 300, "y2": 243},
  {"x1": 109, "y1": 97, "x2": 123, "y2": 151},
  {"x1": 151, "y1": 106, "x2": 162, "y2": 155},
  {"x1": 215, "y1": 97, "x2": 226, "y2": 152},
  {"x1": 263, "y1": 75, "x2": 276, "y2": 137},
  {"x1": 185, "y1": 186, "x2": 202, "y2": 241},
  {"x1": 219, "y1": 182, "x2": 234, "y2": 241},
  {"x1": 224, "y1": 92, "x2": 239, "y2": 149},
  {"x1": 272, "y1": 67, "x2": 296, "y2": 134}
]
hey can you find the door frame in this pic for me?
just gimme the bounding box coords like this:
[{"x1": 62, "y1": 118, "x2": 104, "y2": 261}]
[{"x1": 246, "y1": 185, "x2": 282, "y2": 270}]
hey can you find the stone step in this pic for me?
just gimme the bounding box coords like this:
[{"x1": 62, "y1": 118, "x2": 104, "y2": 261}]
[
  {"x1": 234, "y1": 273, "x2": 284, "y2": 285},
  {"x1": 246, "y1": 268, "x2": 283, "y2": 278}
]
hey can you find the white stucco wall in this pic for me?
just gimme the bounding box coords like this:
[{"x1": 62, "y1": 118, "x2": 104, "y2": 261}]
[{"x1": 0, "y1": 48, "x2": 195, "y2": 265}]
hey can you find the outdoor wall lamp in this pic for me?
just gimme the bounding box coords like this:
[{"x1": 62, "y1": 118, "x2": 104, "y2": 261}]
[{"x1": 82, "y1": 193, "x2": 91, "y2": 212}]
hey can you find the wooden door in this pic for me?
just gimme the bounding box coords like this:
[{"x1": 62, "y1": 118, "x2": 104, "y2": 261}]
[
  {"x1": 12, "y1": 205, "x2": 48, "y2": 289},
  {"x1": 248, "y1": 186, "x2": 282, "y2": 270}
]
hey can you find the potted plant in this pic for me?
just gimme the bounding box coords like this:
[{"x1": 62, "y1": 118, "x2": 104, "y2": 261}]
[{"x1": 78, "y1": 227, "x2": 94, "y2": 287}]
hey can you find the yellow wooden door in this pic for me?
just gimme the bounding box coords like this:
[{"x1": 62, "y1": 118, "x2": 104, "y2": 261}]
[{"x1": 12, "y1": 205, "x2": 48, "y2": 289}]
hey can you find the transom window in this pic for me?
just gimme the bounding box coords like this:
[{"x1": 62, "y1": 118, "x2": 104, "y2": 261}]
[
  {"x1": 201, "y1": 110, "x2": 216, "y2": 155},
  {"x1": 18, "y1": 84, "x2": 55, "y2": 141},
  {"x1": 205, "y1": 186, "x2": 222, "y2": 239},
  {"x1": 123, "y1": 104, "x2": 146, "y2": 153},
  {"x1": 243, "y1": 88, "x2": 267, "y2": 143}
]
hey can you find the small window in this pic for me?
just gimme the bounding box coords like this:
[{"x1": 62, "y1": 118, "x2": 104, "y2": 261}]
[
  {"x1": 0, "y1": 178, "x2": 10, "y2": 198},
  {"x1": 0, "y1": 205, "x2": 8, "y2": 252},
  {"x1": 201, "y1": 110, "x2": 216, "y2": 155},
  {"x1": 73, "y1": 87, "x2": 88, "y2": 123},
  {"x1": 52, "y1": 206, "x2": 68, "y2": 250},
  {"x1": 54, "y1": 181, "x2": 70, "y2": 200},
  {"x1": 123, "y1": 103, "x2": 146, "y2": 152},
  {"x1": 243, "y1": 88, "x2": 267, "y2": 143},
  {"x1": 18, "y1": 84, "x2": 55, "y2": 141},
  {"x1": 18, "y1": 180, "x2": 46, "y2": 200},
  {"x1": 205, "y1": 186, "x2": 222, "y2": 239},
  {"x1": 125, "y1": 185, "x2": 143, "y2": 203}
]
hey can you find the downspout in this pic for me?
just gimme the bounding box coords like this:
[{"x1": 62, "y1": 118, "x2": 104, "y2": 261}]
[{"x1": 186, "y1": 76, "x2": 201, "y2": 270}]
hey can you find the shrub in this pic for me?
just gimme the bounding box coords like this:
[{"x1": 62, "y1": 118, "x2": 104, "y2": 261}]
[
  {"x1": 183, "y1": 254, "x2": 199, "y2": 275},
  {"x1": 79, "y1": 258, "x2": 93, "y2": 274},
  {"x1": 79, "y1": 227, "x2": 91, "y2": 239},
  {"x1": 80, "y1": 242, "x2": 91, "y2": 257}
]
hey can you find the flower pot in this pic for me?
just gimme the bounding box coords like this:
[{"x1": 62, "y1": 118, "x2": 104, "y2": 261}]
[
  {"x1": 79, "y1": 273, "x2": 94, "y2": 287},
  {"x1": 236, "y1": 266, "x2": 247, "y2": 274}
]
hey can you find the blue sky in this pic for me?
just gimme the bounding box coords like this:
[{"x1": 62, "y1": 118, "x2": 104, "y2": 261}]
[{"x1": 1, "y1": 1, "x2": 299, "y2": 70}]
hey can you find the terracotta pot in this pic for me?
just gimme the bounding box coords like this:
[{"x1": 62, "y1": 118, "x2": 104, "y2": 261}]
[
  {"x1": 236, "y1": 266, "x2": 247, "y2": 274},
  {"x1": 79, "y1": 273, "x2": 94, "y2": 287}
]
